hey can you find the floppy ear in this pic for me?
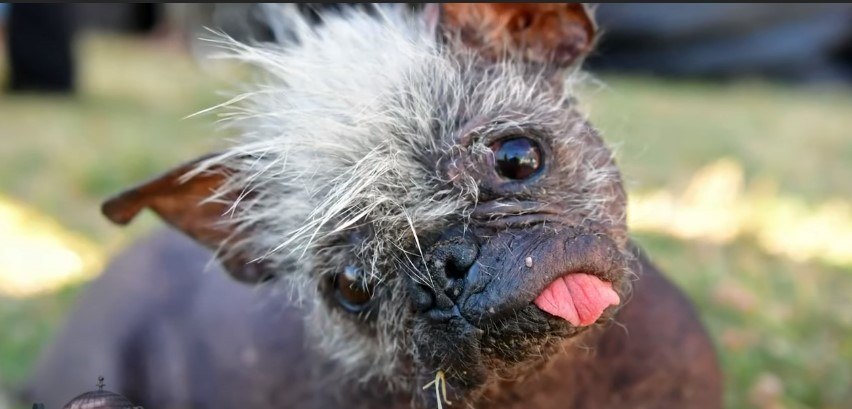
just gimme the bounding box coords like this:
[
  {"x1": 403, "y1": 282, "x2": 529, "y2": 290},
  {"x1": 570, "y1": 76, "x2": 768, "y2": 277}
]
[
  {"x1": 102, "y1": 155, "x2": 270, "y2": 283},
  {"x1": 440, "y1": 3, "x2": 596, "y2": 68}
]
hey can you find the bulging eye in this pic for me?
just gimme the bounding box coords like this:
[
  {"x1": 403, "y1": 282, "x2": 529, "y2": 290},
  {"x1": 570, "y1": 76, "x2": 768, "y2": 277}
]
[
  {"x1": 490, "y1": 137, "x2": 543, "y2": 180},
  {"x1": 333, "y1": 265, "x2": 372, "y2": 312}
]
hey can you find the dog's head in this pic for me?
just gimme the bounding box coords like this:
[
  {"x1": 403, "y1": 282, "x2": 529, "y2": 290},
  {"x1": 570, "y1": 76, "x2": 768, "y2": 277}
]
[{"x1": 103, "y1": 4, "x2": 631, "y2": 405}]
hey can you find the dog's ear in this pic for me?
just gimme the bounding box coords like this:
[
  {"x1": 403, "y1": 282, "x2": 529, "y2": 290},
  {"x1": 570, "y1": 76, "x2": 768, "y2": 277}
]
[
  {"x1": 102, "y1": 155, "x2": 269, "y2": 283},
  {"x1": 440, "y1": 3, "x2": 596, "y2": 68}
]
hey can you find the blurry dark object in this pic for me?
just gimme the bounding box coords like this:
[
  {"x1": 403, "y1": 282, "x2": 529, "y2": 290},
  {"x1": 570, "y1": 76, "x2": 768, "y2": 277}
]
[
  {"x1": 587, "y1": 4, "x2": 852, "y2": 83},
  {"x1": 131, "y1": 3, "x2": 161, "y2": 34},
  {"x1": 6, "y1": 4, "x2": 76, "y2": 93},
  {"x1": 74, "y1": 4, "x2": 161, "y2": 34},
  {"x1": 72, "y1": 4, "x2": 273, "y2": 56}
]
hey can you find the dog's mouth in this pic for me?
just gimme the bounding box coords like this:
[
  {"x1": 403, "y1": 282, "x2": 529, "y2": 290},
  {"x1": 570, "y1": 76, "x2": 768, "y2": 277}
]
[
  {"x1": 457, "y1": 228, "x2": 627, "y2": 328},
  {"x1": 409, "y1": 226, "x2": 629, "y2": 402},
  {"x1": 533, "y1": 272, "x2": 620, "y2": 327}
]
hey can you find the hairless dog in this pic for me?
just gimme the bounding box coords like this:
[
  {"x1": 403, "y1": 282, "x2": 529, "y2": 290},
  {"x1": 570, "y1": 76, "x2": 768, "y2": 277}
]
[{"x1": 27, "y1": 4, "x2": 722, "y2": 408}]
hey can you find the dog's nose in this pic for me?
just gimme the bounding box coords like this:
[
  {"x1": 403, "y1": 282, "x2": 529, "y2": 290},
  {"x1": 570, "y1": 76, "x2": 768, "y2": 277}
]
[{"x1": 409, "y1": 236, "x2": 479, "y2": 313}]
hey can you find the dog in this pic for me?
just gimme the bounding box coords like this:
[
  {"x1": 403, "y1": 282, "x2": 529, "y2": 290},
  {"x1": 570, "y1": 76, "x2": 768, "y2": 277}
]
[{"x1": 27, "y1": 4, "x2": 722, "y2": 408}]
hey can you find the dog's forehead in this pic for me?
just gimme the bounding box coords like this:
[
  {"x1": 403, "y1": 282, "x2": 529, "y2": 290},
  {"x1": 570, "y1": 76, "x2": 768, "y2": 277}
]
[
  {"x1": 232, "y1": 6, "x2": 575, "y2": 161},
  {"x1": 387, "y1": 64, "x2": 572, "y2": 143}
]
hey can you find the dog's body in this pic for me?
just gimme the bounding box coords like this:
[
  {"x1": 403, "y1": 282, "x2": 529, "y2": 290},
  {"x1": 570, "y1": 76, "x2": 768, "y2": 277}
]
[
  {"x1": 26, "y1": 4, "x2": 722, "y2": 408},
  {"x1": 28, "y1": 229, "x2": 720, "y2": 409}
]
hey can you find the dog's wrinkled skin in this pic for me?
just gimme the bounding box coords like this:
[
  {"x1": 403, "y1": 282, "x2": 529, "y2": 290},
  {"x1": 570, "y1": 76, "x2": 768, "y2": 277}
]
[{"x1": 26, "y1": 4, "x2": 722, "y2": 409}]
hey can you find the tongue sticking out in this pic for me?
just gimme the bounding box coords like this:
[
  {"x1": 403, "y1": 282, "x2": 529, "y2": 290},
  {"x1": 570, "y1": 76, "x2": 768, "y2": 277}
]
[{"x1": 534, "y1": 273, "x2": 620, "y2": 327}]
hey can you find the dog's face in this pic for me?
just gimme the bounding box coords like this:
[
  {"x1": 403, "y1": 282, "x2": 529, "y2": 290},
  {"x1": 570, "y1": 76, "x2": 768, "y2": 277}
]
[{"x1": 103, "y1": 4, "x2": 630, "y2": 405}]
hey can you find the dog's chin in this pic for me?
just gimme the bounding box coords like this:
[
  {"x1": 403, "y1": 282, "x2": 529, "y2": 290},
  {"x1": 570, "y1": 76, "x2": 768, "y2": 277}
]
[{"x1": 411, "y1": 298, "x2": 622, "y2": 405}]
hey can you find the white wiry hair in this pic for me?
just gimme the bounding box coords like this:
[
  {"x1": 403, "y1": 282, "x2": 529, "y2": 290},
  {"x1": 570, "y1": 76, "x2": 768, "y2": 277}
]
[{"x1": 189, "y1": 3, "x2": 626, "y2": 392}]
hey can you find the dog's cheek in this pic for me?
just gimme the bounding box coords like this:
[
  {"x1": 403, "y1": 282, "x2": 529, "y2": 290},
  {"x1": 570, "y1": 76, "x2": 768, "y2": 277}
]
[{"x1": 374, "y1": 280, "x2": 418, "y2": 370}]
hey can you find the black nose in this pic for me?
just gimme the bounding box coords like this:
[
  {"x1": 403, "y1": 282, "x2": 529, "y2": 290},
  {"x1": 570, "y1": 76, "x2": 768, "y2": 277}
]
[{"x1": 409, "y1": 236, "x2": 479, "y2": 313}]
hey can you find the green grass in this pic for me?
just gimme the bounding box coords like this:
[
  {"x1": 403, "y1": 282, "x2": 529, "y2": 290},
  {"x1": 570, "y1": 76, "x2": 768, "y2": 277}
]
[
  {"x1": 582, "y1": 76, "x2": 852, "y2": 203},
  {"x1": 637, "y1": 233, "x2": 851, "y2": 408},
  {"x1": 1, "y1": 34, "x2": 850, "y2": 408}
]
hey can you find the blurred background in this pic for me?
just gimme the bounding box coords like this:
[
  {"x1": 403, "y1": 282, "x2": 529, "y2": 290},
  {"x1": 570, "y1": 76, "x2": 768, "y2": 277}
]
[{"x1": 0, "y1": 3, "x2": 850, "y2": 409}]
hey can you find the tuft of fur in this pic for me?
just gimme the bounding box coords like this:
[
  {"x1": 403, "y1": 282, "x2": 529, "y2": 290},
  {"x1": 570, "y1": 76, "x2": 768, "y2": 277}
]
[{"x1": 187, "y1": 4, "x2": 629, "y2": 395}]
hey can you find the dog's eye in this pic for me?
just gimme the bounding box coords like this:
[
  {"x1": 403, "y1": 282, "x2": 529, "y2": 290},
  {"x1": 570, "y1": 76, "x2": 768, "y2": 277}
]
[
  {"x1": 334, "y1": 265, "x2": 372, "y2": 312},
  {"x1": 491, "y1": 137, "x2": 542, "y2": 180}
]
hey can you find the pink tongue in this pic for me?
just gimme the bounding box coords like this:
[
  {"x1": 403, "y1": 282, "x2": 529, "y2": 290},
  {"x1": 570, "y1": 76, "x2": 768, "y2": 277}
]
[{"x1": 534, "y1": 273, "x2": 620, "y2": 327}]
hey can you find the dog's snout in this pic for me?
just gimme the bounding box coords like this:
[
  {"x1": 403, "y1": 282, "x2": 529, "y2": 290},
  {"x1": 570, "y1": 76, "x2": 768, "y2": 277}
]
[
  {"x1": 431, "y1": 237, "x2": 478, "y2": 281},
  {"x1": 409, "y1": 236, "x2": 479, "y2": 314}
]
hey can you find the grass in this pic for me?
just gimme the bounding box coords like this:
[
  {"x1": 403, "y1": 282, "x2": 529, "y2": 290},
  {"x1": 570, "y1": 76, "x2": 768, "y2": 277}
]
[{"x1": 0, "y1": 34, "x2": 850, "y2": 409}]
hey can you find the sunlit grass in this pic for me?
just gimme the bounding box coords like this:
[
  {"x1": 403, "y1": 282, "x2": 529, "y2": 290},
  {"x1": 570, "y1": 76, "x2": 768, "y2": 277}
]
[
  {"x1": 630, "y1": 158, "x2": 852, "y2": 267},
  {"x1": 0, "y1": 198, "x2": 102, "y2": 297},
  {"x1": 0, "y1": 34, "x2": 850, "y2": 409}
]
